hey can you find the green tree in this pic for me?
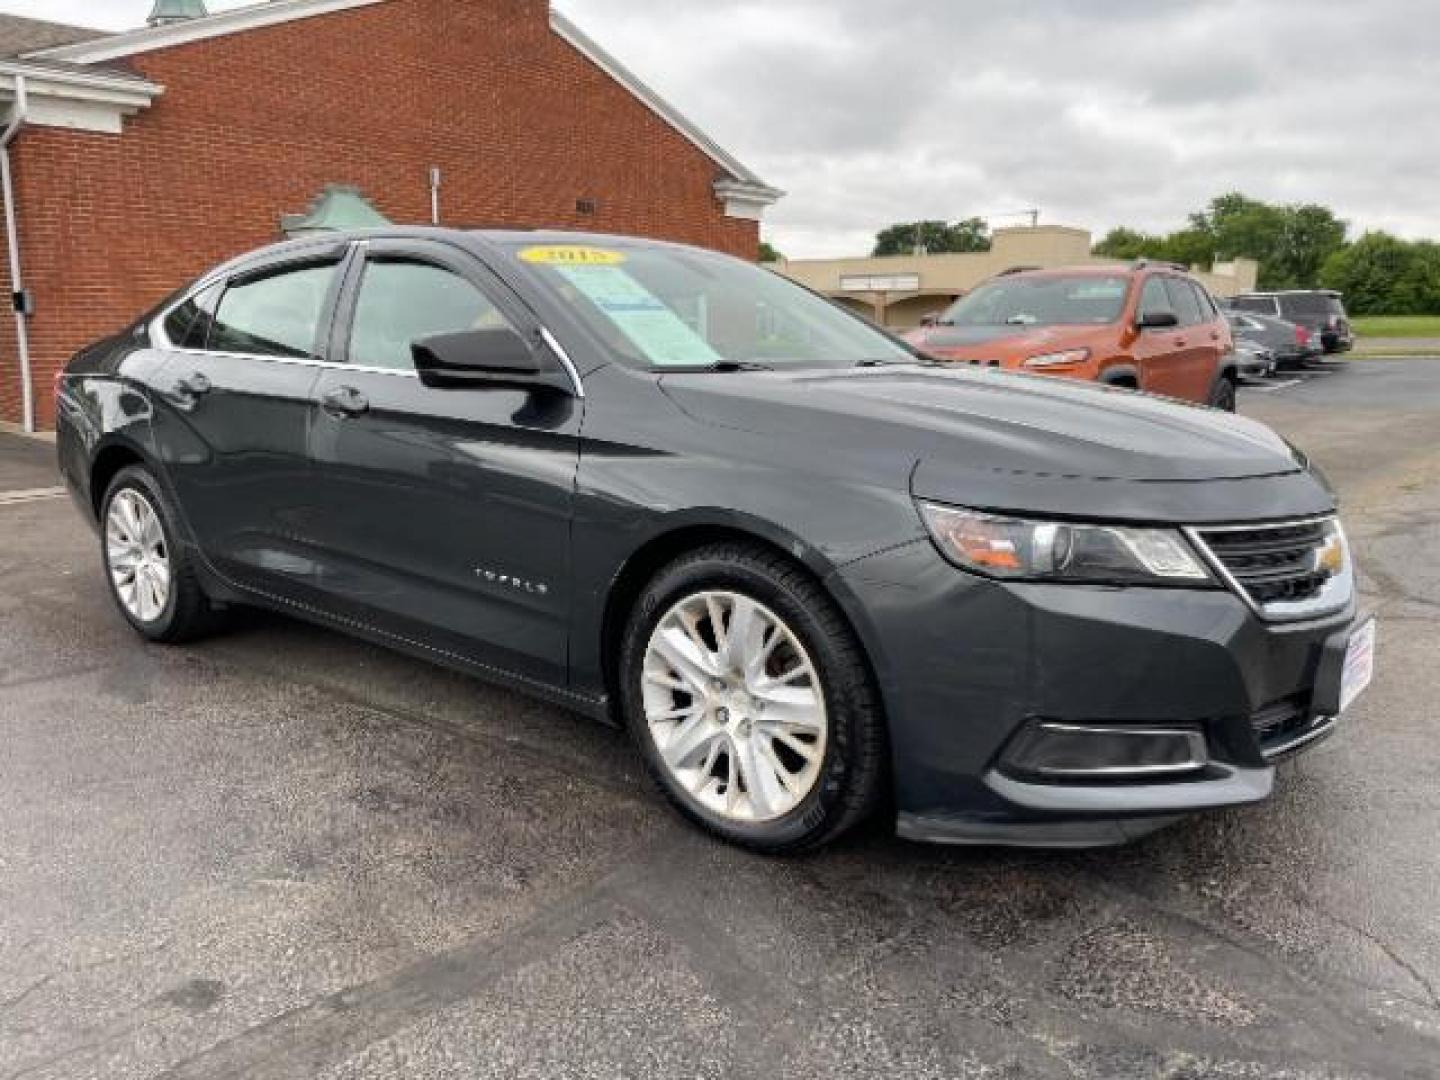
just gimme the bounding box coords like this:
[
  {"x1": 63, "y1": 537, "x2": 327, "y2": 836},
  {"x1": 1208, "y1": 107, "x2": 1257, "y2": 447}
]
[
  {"x1": 873, "y1": 218, "x2": 991, "y2": 256},
  {"x1": 1092, "y1": 227, "x2": 1159, "y2": 260},
  {"x1": 1319, "y1": 232, "x2": 1418, "y2": 315},
  {"x1": 1157, "y1": 228, "x2": 1216, "y2": 270},
  {"x1": 1392, "y1": 241, "x2": 1440, "y2": 315},
  {"x1": 1187, "y1": 193, "x2": 1345, "y2": 289},
  {"x1": 1272, "y1": 204, "x2": 1348, "y2": 289},
  {"x1": 758, "y1": 241, "x2": 784, "y2": 263}
]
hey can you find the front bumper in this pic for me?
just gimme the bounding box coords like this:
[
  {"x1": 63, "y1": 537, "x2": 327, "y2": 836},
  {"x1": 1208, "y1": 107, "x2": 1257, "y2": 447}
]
[{"x1": 833, "y1": 539, "x2": 1357, "y2": 847}]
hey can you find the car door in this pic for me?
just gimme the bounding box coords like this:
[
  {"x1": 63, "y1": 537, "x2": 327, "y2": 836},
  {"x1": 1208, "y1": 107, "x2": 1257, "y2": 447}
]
[
  {"x1": 304, "y1": 239, "x2": 582, "y2": 686},
  {"x1": 1133, "y1": 276, "x2": 1188, "y2": 397},
  {"x1": 149, "y1": 249, "x2": 346, "y2": 592},
  {"x1": 1140, "y1": 277, "x2": 1214, "y2": 402},
  {"x1": 1183, "y1": 279, "x2": 1229, "y2": 398}
]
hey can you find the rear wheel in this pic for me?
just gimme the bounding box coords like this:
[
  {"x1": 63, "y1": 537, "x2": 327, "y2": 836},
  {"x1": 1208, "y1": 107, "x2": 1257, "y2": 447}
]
[
  {"x1": 619, "y1": 544, "x2": 887, "y2": 853},
  {"x1": 101, "y1": 465, "x2": 223, "y2": 643},
  {"x1": 1208, "y1": 373, "x2": 1237, "y2": 412}
]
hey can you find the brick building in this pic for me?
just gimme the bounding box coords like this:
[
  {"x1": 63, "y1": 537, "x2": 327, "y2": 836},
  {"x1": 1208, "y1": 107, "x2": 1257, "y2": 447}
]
[{"x1": 0, "y1": 0, "x2": 781, "y2": 430}]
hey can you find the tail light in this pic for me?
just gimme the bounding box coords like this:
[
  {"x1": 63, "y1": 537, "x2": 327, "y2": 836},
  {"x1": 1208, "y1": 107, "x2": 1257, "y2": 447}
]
[
  {"x1": 1295, "y1": 325, "x2": 1311, "y2": 346},
  {"x1": 52, "y1": 368, "x2": 66, "y2": 399}
]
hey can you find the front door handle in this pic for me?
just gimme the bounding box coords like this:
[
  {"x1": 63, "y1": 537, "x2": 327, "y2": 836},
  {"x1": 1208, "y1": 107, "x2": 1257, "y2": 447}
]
[{"x1": 321, "y1": 385, "x2": 370, "y2": 418}]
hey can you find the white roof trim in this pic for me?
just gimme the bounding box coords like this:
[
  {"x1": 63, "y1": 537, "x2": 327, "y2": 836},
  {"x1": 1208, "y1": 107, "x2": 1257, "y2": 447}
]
[
  {"x1": 0, "y1": 60, "x2": 161, "y2": 102},
  {"x1": 0, "y1": 60, "x2": 162, "y2": 133},
  {"x1": 26, "y1": 0, "x2": 387, "y2": 64},
  {"x1": 549, "y1": 9, "x2": 780, "y2": 201}
]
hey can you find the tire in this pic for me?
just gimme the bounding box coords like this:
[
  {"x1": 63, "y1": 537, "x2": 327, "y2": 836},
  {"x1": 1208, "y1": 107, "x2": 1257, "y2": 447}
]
[
  {"x1": 619, "y1": 543, "x2": 887, "y2": 854},
  {"x1": 100, "y1": 465, "x2": 223, "y2": 644},
  {"x1": 1208, "y1": 373, "x2": 1237, "y2": 412}
]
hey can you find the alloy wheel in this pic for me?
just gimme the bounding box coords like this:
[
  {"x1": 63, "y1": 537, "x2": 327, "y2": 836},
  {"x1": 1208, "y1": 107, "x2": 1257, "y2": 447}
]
[
  {"x1": 641, "y1": 590, "x2": 828, "y2": 823},
  {"x1": 106, "y1": 488, "x2": 171, "y2": 623}
]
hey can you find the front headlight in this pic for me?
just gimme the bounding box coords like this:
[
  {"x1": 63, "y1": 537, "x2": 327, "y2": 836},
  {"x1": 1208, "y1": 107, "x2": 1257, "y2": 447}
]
[{"x1": 918, "y1": 502, "x2": 1214, "y2": 585}]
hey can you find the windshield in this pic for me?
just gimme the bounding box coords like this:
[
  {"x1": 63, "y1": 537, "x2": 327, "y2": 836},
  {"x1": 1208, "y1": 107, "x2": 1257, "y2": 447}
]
[
  {"x1": 938, "y1": 274, "x2": 1131, "y2": 327},
  {"x1": 500, "y1": 240, "x2": 916, "y2": 370}
]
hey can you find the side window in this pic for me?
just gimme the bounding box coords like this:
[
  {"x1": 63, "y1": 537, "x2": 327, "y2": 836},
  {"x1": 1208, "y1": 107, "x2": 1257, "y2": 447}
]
[
  {"x1": 1164, "y1": 278, "x2": 1205, "y2": 327},
  {"x1": 1190, "y1": 282, "x2": 1220, "y2": 320},
  {"x1": 348, "y1": 260, "x2": 515, "y2": 371},
  {"x1": 210, "y1": 263, "x2": 337, "y2": 358},
  {"x1": 162, "y1": 282, "x2": 223, "y2": 349},
  {"x1": 1139, "y1": 277, "x2": 1173, "y2": 321}
]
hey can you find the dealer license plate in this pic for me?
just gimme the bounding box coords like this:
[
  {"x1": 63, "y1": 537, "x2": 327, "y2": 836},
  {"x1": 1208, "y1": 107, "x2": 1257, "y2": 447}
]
[{"x1": 1340, "y1": 618, "x2": 1376, "y2": 713}]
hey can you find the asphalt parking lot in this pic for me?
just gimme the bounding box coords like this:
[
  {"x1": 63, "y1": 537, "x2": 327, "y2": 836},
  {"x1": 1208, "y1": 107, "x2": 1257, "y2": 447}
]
[{"x1": 2, "y1": 359, "x2": 1439, "y2": 1079}]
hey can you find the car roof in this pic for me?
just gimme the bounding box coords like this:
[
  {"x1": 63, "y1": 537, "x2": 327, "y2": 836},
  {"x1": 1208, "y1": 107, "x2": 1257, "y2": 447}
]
[
  {"x1": 1234, "y1": 289, "x2": 1341, "y2": 298},
  {"x1": 998, "y1": 264, "x2": 1135, "y2": 278},
  {"x1": 189, "y1": 227, "x2": 744, "y2": 291},
  {"x1": 991, "y1": 263, "x2": 1203, "y2": 285},
  {"x1": 208, "y1": 227, "x2": 738, "y2": 277}
]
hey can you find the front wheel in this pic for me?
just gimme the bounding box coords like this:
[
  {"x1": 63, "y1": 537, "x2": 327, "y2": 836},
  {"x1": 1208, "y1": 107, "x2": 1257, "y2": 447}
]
[
  {"x1": 1208, "y1": 373, "x2": 1237, "y2": 412},
  {"x1": 619, "y1": 544, "x2": 887, "y2": 854}
]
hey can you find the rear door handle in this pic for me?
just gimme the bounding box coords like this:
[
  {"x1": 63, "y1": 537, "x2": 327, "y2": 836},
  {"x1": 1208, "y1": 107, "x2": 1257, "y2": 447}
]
[
  {"x1": 173, "y1": 371, "x2": 212, "y2": 398},
  {"x1": 321, "y1": 385, "x2": 369, "y2": 418}
]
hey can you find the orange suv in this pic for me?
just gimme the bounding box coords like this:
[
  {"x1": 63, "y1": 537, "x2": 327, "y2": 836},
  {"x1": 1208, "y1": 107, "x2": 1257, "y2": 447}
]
[{"x1": 904, "y1": 263, "x2": 1238, "y2": 410}]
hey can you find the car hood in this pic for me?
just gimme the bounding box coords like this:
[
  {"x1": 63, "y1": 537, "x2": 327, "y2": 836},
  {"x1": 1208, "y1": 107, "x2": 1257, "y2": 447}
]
[
  {"x1": 659, "y1": 365, "x2": 1334, "y2": 524},
  {"x1": 904, "y1": 323, "x2": 1099, "y2": 355}
]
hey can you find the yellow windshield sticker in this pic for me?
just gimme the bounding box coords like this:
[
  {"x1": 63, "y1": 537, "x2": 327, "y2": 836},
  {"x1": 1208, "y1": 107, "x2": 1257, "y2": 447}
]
[{"x1": 519, "y1": 245, "x2": 627, "y2": 267}]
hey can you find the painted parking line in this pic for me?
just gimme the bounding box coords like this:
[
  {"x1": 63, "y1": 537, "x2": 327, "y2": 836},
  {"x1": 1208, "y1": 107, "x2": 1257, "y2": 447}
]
[
  {"x1": 1243, "y1": 379, "x2": 1304, "y2": 394},
  {"x1": 0, "y1": 486, "x2": 66, "y2": 507}
]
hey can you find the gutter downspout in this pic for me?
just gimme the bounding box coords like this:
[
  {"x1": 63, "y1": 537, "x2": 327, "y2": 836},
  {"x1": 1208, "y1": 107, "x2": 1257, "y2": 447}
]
[{"x1": 1, "y1": 74, "x2": 32, "y2": 433}]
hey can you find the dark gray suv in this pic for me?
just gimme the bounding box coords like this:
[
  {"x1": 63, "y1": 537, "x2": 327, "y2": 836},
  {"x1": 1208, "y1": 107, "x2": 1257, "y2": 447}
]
[{"x1": 56, "y1": 229, "x2": 1375, "y2": 853}]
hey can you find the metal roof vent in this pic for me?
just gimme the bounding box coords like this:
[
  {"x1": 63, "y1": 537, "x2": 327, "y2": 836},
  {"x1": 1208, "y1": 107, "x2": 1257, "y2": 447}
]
[{"x1": 147, "y1": 0, "x2": 209, "y2": 26}]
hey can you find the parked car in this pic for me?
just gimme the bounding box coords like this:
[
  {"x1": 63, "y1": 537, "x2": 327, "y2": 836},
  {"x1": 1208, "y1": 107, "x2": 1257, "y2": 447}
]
[
  {"x1": 904, "y1": 263, "x2": 1238, "y2": 409},
  {"x1": 1228, "y1": 290, "x2": 1353, "y2": 353},
  {"x1": 1227, "y1": 310, "x2": 1323, "y2": 369},
  {"x1": 56, "y1": 229, "x2": 1372, "y2": 853},
  {"x1": 1234, "y1": 338, "x2": 1277, "y2": 380}
]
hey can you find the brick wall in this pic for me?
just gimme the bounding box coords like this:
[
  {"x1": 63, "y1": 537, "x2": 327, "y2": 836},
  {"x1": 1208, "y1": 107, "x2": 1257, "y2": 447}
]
[{"x1": 0, "y1": 0, "x2": 760, "y2": 427}]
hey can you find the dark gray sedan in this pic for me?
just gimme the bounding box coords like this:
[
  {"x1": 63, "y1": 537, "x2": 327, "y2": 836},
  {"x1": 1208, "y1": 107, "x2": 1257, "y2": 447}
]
[
  {"x1": 1228, "y1": 310, "x2": 1324, "y2": 368},
  {"x1": 55, "y1": 229, "x2": 1372, "y2": 852}
]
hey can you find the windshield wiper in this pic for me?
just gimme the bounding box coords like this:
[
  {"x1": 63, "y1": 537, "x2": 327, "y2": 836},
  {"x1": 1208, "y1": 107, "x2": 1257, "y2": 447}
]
[{"x1": 696, "y1": 360, "x2": 774, "y2": 373}]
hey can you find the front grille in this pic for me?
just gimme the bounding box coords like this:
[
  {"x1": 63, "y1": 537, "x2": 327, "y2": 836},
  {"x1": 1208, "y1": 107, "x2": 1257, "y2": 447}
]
[{"x1": 1194, "y1": 519, "x2": 1333, "y2": 607}]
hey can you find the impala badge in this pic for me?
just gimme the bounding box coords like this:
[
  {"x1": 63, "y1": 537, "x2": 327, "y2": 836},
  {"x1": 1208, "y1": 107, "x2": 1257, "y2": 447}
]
[{"x1": 476, "y1": 568, "x2": 550, "y2": 596}]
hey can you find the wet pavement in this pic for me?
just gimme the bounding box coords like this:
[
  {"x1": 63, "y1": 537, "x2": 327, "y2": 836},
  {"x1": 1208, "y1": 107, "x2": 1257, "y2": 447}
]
[{"x1": 1, "y1": 359, "x2": 1438, "y2": 1079}]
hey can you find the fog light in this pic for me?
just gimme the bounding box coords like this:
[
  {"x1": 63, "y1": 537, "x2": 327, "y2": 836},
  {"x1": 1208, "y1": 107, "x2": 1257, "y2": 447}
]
[{"x1": 999, "y1": 722, "x2": 1208, "y2": 780}]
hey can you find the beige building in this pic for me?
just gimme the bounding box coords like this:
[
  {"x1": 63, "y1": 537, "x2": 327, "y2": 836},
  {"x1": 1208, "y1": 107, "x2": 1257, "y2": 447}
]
[{"x1": 775, "y1": 226, "x2": 1259, "y2": 329}]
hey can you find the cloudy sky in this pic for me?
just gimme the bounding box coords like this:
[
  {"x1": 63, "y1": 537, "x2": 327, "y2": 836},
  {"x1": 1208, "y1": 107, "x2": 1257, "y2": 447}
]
[{"x1": 13, "y1": 0, "x2": 1440, "y2": 256}]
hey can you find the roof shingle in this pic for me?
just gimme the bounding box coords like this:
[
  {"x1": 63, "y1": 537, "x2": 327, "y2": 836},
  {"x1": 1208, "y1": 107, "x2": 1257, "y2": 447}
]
[{"x1": 0, "y1": 14, "x2": 109, "y2": 58}]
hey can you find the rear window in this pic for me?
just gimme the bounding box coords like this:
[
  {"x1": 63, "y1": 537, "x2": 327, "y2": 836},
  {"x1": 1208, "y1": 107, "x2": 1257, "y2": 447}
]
[
  {"x1": 1279, "y1": 293, "x2": 1346, "y2": 320},
  {"x1": 162, "y1": 282, "x2": 222, "y2": 349},
  {"x1": 940, "y1": 274, "x2": 1130, "y2": 327},
  {"x1": 1232, "y1": 296, "x2": 1280, "y2": 316}
]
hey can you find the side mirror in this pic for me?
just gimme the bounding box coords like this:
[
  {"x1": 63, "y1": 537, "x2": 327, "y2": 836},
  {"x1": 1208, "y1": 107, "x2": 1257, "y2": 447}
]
[
  {"x1": 1137, "y1": 309, "x2": 1179, "y2": 330},
  {"x1": 412, "y1": 328, "x2": 573, "y2": 394}
]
